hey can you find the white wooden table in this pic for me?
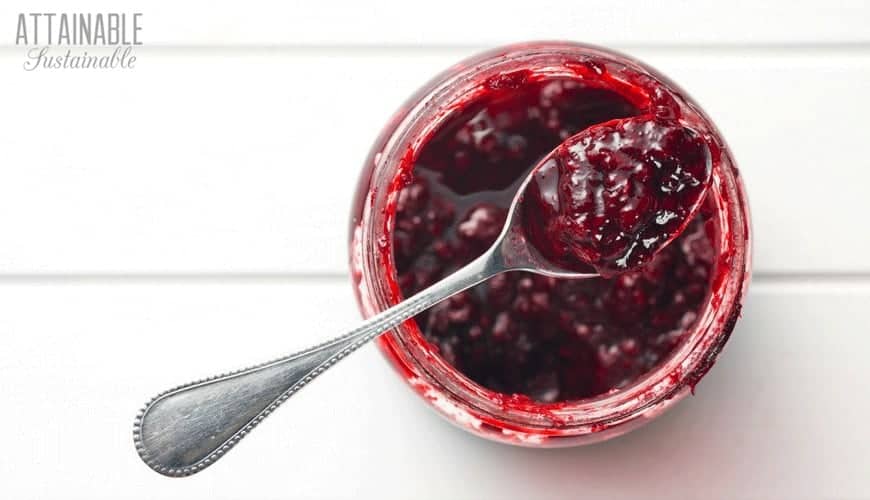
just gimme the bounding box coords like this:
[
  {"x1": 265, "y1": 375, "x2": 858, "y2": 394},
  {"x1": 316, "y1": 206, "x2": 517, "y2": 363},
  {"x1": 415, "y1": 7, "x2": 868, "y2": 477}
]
[{"x1": 0, "y1": 1, "x2": 868, "y2": 498}]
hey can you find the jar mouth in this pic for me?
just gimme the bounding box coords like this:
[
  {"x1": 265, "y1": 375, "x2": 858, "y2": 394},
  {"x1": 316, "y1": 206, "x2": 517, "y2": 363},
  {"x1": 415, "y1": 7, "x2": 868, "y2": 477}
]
[{"x1": 352, "y1": 42, "x2": 751, "y2": 439}]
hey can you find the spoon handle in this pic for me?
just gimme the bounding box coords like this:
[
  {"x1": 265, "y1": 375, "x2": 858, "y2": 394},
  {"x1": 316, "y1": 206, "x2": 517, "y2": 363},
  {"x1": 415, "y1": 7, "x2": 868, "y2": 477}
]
[{"x1": 133, "y1": 249, "x2": 500, "y2": 477}]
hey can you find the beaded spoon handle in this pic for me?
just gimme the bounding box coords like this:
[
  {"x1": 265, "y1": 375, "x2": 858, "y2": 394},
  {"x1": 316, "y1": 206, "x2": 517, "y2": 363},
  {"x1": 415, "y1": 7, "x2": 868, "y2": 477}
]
[{"x1": 133, "y1": 169, "x2": 597, "y2": 477}]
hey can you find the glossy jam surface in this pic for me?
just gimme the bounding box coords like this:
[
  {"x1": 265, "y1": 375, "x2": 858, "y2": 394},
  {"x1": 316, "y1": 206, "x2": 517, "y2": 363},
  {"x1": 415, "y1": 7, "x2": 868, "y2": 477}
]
[
  {"x1": 391, "y1": 77, "x2": 718, "y2": 403},
  {"x1": 522, "y1": 116, "x2": 712, "y2": 276}
]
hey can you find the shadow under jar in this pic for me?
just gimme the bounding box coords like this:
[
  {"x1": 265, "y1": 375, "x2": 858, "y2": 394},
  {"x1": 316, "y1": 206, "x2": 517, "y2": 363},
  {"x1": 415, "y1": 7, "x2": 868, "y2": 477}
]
[{"x1": 349, "y1": 42, "x2": 751, "y2": 446}]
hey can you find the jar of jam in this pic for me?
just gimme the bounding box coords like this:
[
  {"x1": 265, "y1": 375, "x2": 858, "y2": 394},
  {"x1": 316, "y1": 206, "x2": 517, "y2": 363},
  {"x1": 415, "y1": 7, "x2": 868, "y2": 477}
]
[{"x1": 349, "y1": 42, "x2": 751, "y2": 446}]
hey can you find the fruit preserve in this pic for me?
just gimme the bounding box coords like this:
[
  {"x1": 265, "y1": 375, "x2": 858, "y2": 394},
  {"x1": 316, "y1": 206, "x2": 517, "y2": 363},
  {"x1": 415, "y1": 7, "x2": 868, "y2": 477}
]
[
  {"x1": 350, "y1": 42, "x2": 750, "y2": 446},
  {"x1": 521, "y1": 116, "x2": 713, "y2": 277}
]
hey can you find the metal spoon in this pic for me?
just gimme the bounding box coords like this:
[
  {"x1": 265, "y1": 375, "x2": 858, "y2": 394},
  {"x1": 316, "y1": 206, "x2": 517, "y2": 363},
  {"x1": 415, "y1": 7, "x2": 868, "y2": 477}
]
[
  {"x1": 133, "y1": 116, "x2": 711, "y2": 477},
  {"x1": 132, "y1": 163, "x2": 598, "y2": 477}
]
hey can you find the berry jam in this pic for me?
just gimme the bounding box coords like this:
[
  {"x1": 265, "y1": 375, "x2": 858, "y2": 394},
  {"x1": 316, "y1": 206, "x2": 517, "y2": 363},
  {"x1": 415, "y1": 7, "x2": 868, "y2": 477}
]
[
  {"x1": 521, "y1": 116, "x2": 712, "y2": 276},
  {"x1": 392, "y1": 78, "x2": 718, "y2": 402}
]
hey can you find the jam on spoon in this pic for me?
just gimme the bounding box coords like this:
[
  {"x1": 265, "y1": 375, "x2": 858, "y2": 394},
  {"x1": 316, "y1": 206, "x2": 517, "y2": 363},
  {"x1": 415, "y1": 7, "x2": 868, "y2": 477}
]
[{"x1": 522, "y1": 116, "x2": 712, "y2": 277}]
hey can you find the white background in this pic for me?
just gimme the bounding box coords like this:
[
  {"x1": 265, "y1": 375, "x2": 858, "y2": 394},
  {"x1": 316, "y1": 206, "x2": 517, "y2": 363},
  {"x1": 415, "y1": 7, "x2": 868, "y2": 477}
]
[{"x1": 0, "y1": 1, "x2": 868, "y2": 499}]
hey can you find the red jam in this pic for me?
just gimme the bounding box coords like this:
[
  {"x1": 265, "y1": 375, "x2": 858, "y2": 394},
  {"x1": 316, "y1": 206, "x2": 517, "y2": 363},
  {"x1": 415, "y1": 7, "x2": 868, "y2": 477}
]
[
  {"x1": 392, "y1": 77, "x2": 719, "y2": 402},
  {"x1": 522, "y1": 116, "x2": 712, "y2": 276}
]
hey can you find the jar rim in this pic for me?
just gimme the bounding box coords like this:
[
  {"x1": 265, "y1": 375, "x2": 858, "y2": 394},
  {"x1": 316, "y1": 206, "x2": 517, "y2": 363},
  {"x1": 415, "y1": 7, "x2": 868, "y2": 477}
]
[{"x1": 351, "y1": 42, "x2": 751, "y2": 441}]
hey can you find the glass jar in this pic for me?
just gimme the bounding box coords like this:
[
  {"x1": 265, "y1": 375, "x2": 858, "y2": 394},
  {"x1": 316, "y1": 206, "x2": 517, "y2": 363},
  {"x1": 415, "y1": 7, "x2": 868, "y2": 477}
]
[{"x1": 349, "y1": 42, "x2": 751, "y2": 446}]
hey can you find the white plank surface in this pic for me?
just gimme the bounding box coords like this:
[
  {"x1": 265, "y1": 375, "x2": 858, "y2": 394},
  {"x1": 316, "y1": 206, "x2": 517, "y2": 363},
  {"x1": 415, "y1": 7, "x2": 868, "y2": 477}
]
[
  {"x1": 0, "y1": 280, "x2": 867, "y2": 499},
  {"x1": 1, "y1": 1, "x2": 869, "y2": 46},
  {"x1": 0, "y1": 47, "x2": 868, "y2": 275},
  {"x1": 0, "y1": 0, "x2": 868, "y2": 498}
]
